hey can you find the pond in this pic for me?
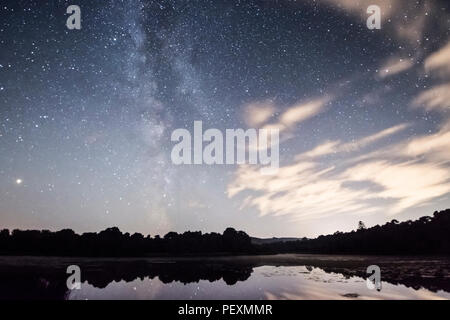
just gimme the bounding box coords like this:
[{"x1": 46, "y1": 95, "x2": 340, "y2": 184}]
[{"x1": 0, "y1": 254, "x2": 448, "y2": 300}]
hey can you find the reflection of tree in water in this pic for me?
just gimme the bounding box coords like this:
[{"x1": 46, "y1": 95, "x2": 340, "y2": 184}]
[
  {"x1": 310, "y1": 264, "x2": 450, "y2": 294},
  {"x1": 0, "y1": 256, "x2": 449, "y2": 300},
  {"x1": 0, "y1": 260, "x2": 254, "y2": 300},
  {"x1": 83, "y1": 261, "x2": 254, "y2": 288}
]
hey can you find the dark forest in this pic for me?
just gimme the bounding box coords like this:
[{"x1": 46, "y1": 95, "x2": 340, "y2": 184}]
[{"x1": 1, "y1": 209, "x2": 449, "y2": 256}]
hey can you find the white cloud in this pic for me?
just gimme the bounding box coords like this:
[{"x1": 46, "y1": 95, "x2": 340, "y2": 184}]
[
  {"x1": 262, "y1": 96, "x2": 331, "y2": 133},
  {"x1": 243, "y1": 100, "x2": 276, "y2": 128},
  {"x1": 300, "y1": 140, "x2": 341, "y2": 158},
  {"x1": 413, "y1": 43, "x2": 450, "y2": 112},
  {"x1": 227, "y1": 1, "x2": 450, "y2": 224},
  {"x1": 413, "y1": 83, "x2": 450, "y2": 112},
  {"x1": 342, "y1": 160, "x2": 450, "y2": 214},
  {"x1": 228, "y1": 123, "x2": 450, "y2": 221},
  {"x1": 297, "y1": 123, "x2": 409, "y2": 159},
  {"x1": 424, "y1": 42, "x2": 450, "y2": 78},
  {"x1": 320, "y1": 0, "x2": 397, "y2": 22},
  {"x1": 400, "y1": 124, "x2": 450, "y2": 162},
  {"x1": 378, "y1": 57, "x2": 414, "y2": 79},
  {"x1": 314, "y1": 0, "x2": 432, "y2": 46},
  {"x1": 279, "y1": 98, "x2": 330, "y2": 129}
]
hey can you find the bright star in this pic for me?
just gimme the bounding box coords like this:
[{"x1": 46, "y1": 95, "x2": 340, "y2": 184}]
[{"x1": 16, "y1": 179, "x2": 22, "y2": 185}]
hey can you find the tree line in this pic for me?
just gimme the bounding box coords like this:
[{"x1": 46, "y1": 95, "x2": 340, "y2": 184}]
[
  {"x1": 257, "y1": 209, "x2": 450, "y2": 255},
  {"x1": 0, "y1": 209, "x2": 449, "y2": 256},
  {"x1": 0, "y1": 227, "x2": 253, "y2": 256}
]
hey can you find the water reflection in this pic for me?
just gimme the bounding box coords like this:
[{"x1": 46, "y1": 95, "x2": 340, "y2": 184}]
[
  {"x1": 0, "y1": 255, "x2": 449, "y2": 300},
  {"x1": 69, "y1": 266, "x2": 450, "y2": 300}
]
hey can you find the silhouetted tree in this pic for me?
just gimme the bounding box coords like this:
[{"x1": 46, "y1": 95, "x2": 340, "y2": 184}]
[
  {"x1": 256, "y1": 209, "x2": 450, "y2": 255},
  {"x1": 0, "y1": 226, "x2": 254, "y2": 256},
  {"x1": 358, "y1": 221, "x2": 366, "y2": 231},
  {"x1": 1, "y1": 209, "x2": 449, "y2": 256}
]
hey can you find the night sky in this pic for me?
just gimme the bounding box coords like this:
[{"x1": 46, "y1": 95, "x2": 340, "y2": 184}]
[{"x1": 0, "y1": 0, "x2": 449, "y2": 238}]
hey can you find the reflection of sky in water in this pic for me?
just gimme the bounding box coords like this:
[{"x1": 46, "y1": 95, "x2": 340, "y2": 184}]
[{"x1": 68, "y1": 266, "x2": 450, "y2": 300}]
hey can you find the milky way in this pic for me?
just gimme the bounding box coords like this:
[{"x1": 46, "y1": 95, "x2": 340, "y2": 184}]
[{"x1": 0, "y1": 0, "x2": 449, "y2": 237}]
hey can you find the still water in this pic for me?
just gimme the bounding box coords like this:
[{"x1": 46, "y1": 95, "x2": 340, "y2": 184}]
[{"x1": 0, "y1": 254, "x2": 449, "y2": 300}]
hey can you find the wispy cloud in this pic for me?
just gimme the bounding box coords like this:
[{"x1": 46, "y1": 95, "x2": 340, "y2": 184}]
[
  {"x1": 424, "y1": 42, "x2": 450, "y2": 78},
  {"x1": 378, "y1": 57, "x2": 414, "y2": 79},
  {"x1": 342, "y1": 160, "x2": 450, "y2": 214},
  {"x1": 278, "y1": 97, "x2": 330, "y2": 130},
  {"x1": 320, "y1": 0, "x2": 398, "y2": 22},
  {"x1": 401, "y1": 122, "x2": 450, "y2": 162},
  {"x1": 261, "y1": 96, "x2": 332, "y2": 133},
  {"x1": 413, "y1": 42, "x2": 450, "y2": 112},
  {"x1": 313, "y1": 0, "x2": 433, "y2": 47},
  {"x1": 413, "y1": 83, "x2": 450, "y2": 112},
  {"x1": 242, "y1": 96, "x2": 331, "y2": 132},
  {"x1": 297, "y1": 123, "x2": 410, "y2": 159},
  {"x1": 228, "y1": 123, "x2": 450, "y2": 220},
  {"x1": 243, "y1": 100, "x2": 276, "y2": 127},
  {"x1": 241, "y1": 96, "x2": 332, "y2": 153},
  {"x1": 227, "y1": 0, "x2": 450, "y2": 227}
]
